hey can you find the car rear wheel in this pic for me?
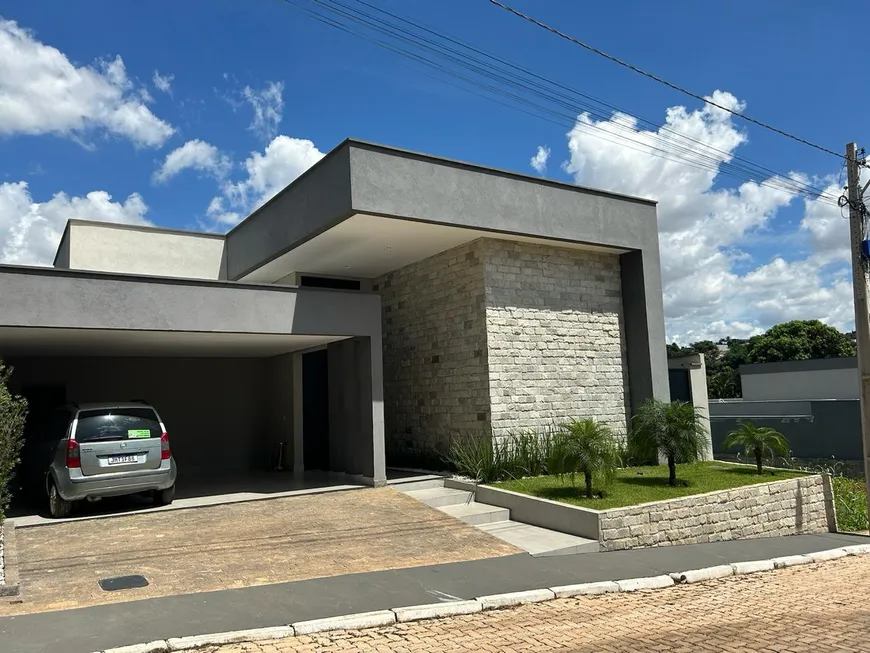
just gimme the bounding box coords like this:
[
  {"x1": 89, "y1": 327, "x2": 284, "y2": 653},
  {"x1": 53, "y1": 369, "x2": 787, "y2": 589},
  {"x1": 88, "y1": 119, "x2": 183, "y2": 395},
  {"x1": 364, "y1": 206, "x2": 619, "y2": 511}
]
[
  {"x1": 48, "y1": 479, "x2": 73, "y2": 518},
  {"x1": 154, "y1": 484, "x2": 175, "y2": 506}
]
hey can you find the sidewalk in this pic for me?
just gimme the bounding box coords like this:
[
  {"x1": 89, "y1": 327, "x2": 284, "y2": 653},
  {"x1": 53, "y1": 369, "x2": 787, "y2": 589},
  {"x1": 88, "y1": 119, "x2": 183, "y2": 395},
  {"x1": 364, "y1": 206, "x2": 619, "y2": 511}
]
[{"x1": 1, "y1": 532, "x2": 865, "y2": 653}]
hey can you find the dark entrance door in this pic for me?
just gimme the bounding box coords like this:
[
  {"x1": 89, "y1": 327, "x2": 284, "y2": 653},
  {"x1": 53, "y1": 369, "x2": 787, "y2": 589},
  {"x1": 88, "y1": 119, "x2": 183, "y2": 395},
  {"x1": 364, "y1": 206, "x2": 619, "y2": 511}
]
[
  {"x1": 668, "y1": 369, "x2": 692, "y2": 402},
  {"x1": 302, "y1": 349, "x2": 330, "y2": 471}
]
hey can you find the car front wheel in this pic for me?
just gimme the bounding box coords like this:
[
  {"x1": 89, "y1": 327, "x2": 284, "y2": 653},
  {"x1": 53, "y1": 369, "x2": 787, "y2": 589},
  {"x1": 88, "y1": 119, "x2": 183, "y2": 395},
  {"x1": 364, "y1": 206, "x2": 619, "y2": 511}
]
[{"x1": 48, "y1": 479, "x2": 73, "y2": 518}]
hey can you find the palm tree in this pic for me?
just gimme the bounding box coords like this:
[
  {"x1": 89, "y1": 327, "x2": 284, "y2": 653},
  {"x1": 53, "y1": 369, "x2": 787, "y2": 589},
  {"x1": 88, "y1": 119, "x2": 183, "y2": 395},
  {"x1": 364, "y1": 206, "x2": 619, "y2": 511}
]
[
  {"x1": 723, "y1": 422, "x2": 789, "y2": 474},
  {"x1": 629, "y1": 399, "x2": 708, "y2": 487},
  {"x1": 548, "y1": 418, "x2": 621, "y2": 499}
]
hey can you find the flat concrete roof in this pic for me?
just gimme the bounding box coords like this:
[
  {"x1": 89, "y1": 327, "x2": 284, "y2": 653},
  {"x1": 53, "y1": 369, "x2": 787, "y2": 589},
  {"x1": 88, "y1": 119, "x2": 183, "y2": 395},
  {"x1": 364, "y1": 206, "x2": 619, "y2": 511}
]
[
  {"x1": 740, "y1": 357, "x2": 857, "y2": 375},
  {"x1": 224, "y1": 138, "x2": 661, "y2": 282},
  {"x1": 0, "y1": 264, "x2": 382, "y2": 339}
]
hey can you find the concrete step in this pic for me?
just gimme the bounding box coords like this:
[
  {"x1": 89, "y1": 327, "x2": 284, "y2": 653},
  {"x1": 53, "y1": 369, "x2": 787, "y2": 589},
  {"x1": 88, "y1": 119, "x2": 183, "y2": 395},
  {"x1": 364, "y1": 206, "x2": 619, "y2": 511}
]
[
  {"x1": 479, "y1": 520, "x2": 599, "y2": 556},
  {"x1": 387, "y1": 476, "x2": 445, "y2": 492},
  {"x1": 439, "y1": 501, "x2": 510, "y2": 525},
  {"x1": 404, "y1": 487, "x2": 474, "y2": 508}
]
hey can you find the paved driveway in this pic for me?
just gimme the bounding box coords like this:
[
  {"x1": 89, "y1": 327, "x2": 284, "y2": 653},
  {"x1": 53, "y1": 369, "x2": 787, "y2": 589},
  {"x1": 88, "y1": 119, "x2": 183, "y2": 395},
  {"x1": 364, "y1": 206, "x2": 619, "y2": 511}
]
[
  {"x1": 2, "y1": 488, "x2": 518, "y2": 615},
  {"x1": 214, "y1": 555, "x2": 870, "y2": 653}
]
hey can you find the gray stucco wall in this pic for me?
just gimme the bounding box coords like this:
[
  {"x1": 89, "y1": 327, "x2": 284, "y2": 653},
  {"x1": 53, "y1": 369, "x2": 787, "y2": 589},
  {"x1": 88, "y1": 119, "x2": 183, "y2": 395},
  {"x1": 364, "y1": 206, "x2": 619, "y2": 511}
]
[
  {"x1": 328, "y1": 337, "x2": 384, "y2": 481},
  {"x1": 9, "y1": 356, "x2": 271, "y2": 477},
  {"x1": 0, "y1": 267, "x2": 382, "y2": 338},
  {"x1": 742, "y1": 368, "x2": 859, "y2": 401},
  {"x1": 483, "y1": 240, "x2": 630, "y2": 439},
  {"x1": 375, "y1": 241, "x2": 490, "y2": 449},
  {"x1": 710, "y1": 399, "x2": 863, "y2": 460},
  {"x1": 266, "y1": 353, "x2": 296, "y2": 470},
  {"x1": 63, "y1": 222, "x2": 227, "y2": 280},
  {"x1": 225, "y1": 145, "x2": 353, "y2": 281},
  {"x1": 53, "y1": 230, "x2": 70, "y2": 269}
]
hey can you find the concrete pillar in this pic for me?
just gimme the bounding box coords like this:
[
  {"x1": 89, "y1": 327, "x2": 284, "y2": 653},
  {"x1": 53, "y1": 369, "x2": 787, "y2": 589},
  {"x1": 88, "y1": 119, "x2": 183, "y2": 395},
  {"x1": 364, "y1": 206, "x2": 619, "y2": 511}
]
[
  {"x1": 326, "y1": 336, "x2": 386, "y2": 486},
  {"x1": 292, "y1": 351, "x2": 304, "y2": 474},
  {"x1": 620, "y1": 249, "x2": 670, "y2": 412},
  {"x1": 668, "y1": 353, "x2": 713, "y2": 461}
]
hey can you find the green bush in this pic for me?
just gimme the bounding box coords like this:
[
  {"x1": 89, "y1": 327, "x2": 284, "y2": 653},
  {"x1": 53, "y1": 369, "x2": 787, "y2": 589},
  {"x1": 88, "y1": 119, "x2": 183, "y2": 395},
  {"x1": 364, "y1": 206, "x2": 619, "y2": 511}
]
[
  {"x1": 723, "y1": 422, "x2": 789, "y2": 474},
  {"x1": 0, "y1": 361, "x2": 27, "y2": 522},
  {"x1": 548, "y1": 418, "x2": 621, "y2": 499},
  {"x1": 832, "y1": 475, "x2": 869, "y2": 533},
  {"x1": 629, "y1": 399, "x2": 708, "y2": 487},
  {"x1": 444, "y1": 426, "x2": 556, "y2": 483}
]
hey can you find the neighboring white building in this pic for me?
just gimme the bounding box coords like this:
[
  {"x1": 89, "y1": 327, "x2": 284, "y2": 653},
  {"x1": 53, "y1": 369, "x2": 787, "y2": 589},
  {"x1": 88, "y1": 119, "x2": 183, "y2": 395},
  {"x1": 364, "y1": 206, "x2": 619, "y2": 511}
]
[{"x1": 739, "y1": 358, "x2": 858, "y2": 401}]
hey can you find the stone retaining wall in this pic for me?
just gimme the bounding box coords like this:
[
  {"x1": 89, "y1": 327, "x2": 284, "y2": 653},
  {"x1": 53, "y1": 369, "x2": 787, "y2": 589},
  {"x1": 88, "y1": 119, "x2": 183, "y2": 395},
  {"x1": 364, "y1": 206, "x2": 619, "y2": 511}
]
[{"x1": 598, "y1": 475, "x2": 835, "y2": 552}]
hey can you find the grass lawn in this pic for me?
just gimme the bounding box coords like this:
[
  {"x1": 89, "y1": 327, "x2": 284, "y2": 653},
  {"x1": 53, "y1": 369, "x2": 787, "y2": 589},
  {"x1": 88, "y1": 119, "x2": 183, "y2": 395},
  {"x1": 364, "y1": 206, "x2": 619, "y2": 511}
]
[{"x1": 492, "y1": 461, "x2": 809, "y2": 510}]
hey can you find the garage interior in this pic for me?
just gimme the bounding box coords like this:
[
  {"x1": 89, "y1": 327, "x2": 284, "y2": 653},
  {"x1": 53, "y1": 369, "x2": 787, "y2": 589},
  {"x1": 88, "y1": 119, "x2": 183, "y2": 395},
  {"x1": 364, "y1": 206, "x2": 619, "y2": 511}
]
[{"x1": 3, "y1": 326, "x2": 379, "y2": 516}]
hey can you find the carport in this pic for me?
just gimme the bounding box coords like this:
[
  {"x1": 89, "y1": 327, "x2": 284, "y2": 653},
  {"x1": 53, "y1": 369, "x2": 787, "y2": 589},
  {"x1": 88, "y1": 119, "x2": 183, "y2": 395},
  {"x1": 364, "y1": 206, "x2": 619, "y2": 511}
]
[{"x1": 0, "y1": 265, "x2": 386, "y2": 508}]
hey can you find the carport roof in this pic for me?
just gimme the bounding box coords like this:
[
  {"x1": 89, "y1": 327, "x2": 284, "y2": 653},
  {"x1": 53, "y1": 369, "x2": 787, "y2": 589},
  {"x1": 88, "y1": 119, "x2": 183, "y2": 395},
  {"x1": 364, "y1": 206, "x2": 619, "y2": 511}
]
[
  {"x1": 223, "y1": 138, "x2": 660, "y2": 282},
  {"x1": 0, "y1": 265, "x2": 382, "y2": 342}
]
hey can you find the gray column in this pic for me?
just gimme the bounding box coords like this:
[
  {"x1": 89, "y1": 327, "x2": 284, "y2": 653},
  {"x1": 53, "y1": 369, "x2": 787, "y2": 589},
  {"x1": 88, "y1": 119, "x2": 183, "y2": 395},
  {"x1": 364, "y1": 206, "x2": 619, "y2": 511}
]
[
  {"x1": 326, "y1": 336, "x2": 386, "y2": 485},
  {"x1": 620, "y1": 249, "x2": 670, "y2": 412},
  {"x1": 361, "y1": 334, "x2": 386, "y2": 485},
  {"x1": 292, "y1": 351, "x2": 304, "y2": 474}
]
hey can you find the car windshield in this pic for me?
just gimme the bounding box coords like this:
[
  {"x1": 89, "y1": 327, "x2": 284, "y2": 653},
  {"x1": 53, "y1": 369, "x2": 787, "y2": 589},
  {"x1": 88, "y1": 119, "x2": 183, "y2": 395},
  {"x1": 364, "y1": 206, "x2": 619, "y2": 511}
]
[{"x1": 74, "y1": 408, "x2": 161, "y2": 442}]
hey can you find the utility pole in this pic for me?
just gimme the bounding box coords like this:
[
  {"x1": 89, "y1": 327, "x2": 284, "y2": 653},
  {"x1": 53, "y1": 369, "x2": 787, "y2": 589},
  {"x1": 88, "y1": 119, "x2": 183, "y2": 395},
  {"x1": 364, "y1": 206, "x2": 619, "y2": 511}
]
[{"x1": 844, "y1": 141, "x2": 870, "y2": 523}]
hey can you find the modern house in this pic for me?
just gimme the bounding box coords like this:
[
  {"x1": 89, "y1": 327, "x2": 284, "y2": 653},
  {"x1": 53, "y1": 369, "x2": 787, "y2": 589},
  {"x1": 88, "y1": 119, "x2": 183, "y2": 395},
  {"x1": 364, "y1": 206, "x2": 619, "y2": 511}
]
[
  {"x1": 0, "y1": 139, "x2": 669, "y2": 488},
  {"x1": 710, "y1": 357, "x2": 862, "y2": 461}
]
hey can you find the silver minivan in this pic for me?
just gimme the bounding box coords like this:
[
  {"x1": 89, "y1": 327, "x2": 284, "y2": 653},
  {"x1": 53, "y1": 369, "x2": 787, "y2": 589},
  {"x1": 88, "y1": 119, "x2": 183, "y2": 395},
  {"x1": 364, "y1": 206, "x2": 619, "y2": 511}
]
[{"x1": 34, "y1": 402, "x2": 177, "y2": 518}]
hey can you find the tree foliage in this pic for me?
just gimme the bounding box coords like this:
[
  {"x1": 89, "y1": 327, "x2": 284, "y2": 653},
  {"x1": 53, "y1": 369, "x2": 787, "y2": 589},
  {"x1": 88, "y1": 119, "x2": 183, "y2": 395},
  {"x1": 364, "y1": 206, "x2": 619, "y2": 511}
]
[
  {"x1": 548, "y1": 418, "x2": 621, "y2": 499},
  {"x1": 0, "y1": 361, "x2": 27, "y2": 521},
  {"x1": 745, "y1": 320, "x2": 855, "y2": 363},
  {"x1": 629, "y1": 399, "x2": 708, "y2": 487},
  {"x1": 667, "y1": 320, "x2": 854, "y2": 399}
]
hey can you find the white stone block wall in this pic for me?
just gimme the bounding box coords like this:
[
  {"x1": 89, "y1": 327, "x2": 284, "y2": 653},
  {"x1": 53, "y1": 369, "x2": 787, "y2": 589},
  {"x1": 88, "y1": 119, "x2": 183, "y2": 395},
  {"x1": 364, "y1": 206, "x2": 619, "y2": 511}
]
[
  {"x1": 481, "y1": 240, "x2": 629, "y2": 439},
  {"x1": 598, "y1": 475, "x2": 833, "y2": 551},
  {"x1": 375, "y1": 241, "x2": 491, "y2": 449}
]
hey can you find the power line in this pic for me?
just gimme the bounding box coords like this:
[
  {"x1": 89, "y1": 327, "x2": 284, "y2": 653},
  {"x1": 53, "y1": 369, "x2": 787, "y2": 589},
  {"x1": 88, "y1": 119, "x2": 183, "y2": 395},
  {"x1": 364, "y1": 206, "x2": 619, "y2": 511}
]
[
  {"x1": 487, "y1": 0, "x2": 845, "y2": 160},
  {"x1": 340, "y1": 0, "x2": 836, "y2": 200},
  {"x1": 276, "y1": 0, "x2": 840, "y2": 203}
]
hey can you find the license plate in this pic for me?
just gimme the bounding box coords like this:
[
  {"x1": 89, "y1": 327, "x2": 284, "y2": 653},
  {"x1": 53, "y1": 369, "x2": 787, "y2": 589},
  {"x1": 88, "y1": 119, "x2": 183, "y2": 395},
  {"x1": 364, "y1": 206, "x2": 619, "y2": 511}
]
[{"x1": 108, "y1": 455, "x2": 137, "y2": 465}]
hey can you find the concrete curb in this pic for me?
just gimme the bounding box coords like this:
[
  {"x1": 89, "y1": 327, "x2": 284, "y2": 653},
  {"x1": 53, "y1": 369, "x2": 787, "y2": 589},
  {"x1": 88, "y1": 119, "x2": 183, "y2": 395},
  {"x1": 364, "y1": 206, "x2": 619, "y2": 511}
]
[
  {"x1": 166, "y1": 626, "x2": 295, "y2": 650},
  {"x1": 0, "y1": 520, "x2": 21, "y2": 598},
  {"x1": 393, "y1": 599, "x2": 483, "y2": 623},
  {"x1": 730, "y1": 559, "x2": 775, "y2": 575},
  {"x1": 670, "y1": 564, "x2": 734, "y2": 584},
  {"x1": 771, "y1": 554, "x2": 814, "y2": 569},
  {"x1": 104, "y1": 642, "x2": 170, "y2": 653},
  {"x1": 550, "y1": 580, "x2": 619, "y2": 598},
  {"x1": 94, "y1": 545, "x2": 870, "y2": 652},
  {"x1": 478, "y1": 589, "x2": 555, "y2": 610},
  {"x1": 292, "y1": 610, "x2": 396, "y2": 635},
  {"x1": 616, "y1": 575, "x2": 675, "y2": 592}
]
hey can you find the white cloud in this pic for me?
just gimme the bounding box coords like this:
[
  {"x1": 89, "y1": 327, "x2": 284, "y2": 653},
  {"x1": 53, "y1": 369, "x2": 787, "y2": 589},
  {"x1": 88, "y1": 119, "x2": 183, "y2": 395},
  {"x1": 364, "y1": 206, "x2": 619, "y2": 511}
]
[
  {"x1": 205, "y1": 135, "x2": 324, "y2": 228},
  {"x1": 242, "y1": 81, "x2": 284, "y2": 141},
  {"x1": 560, "y1": 90, "x2": 853, "y2": 342},
  {"x1": 530, "y1": 145, "x2": 550, "y2": 175},
  {"x1": 0, "y1": 19, "x2": 174, "y2": 148},
  {"x1": 153, "y1": 139, "x2": 231, "y2": 183},
  {"x1": 152, "y1": 70, "x2": 174, "y2": 96},
  {"x1": 799, "y1": 182, "x2": 850, "y2": 265},
  {"x1": 0, "y1": 181, "x2": 149, "y2": 265}
]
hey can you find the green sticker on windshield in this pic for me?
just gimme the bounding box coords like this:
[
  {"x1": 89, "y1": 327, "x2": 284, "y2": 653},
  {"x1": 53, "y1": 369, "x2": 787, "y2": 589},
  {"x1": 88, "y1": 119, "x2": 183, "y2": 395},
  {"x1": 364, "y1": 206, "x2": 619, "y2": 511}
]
[{"x1": 128, "y1": 429, "x2": 150, "y2": 439}]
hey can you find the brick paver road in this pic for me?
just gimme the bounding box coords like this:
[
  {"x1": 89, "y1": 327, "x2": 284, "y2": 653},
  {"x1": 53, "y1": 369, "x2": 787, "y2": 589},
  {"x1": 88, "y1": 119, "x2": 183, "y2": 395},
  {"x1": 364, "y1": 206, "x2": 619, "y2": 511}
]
[{"x1": 211, "y1": 555, "x2": 870, "y2": 653}]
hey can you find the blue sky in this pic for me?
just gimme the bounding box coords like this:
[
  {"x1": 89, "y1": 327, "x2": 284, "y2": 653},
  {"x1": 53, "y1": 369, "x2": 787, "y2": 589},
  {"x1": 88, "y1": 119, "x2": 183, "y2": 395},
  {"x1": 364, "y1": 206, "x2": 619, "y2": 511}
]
[{"x1": 0, "y1": 0, "x2": 866, "y2": 341}]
